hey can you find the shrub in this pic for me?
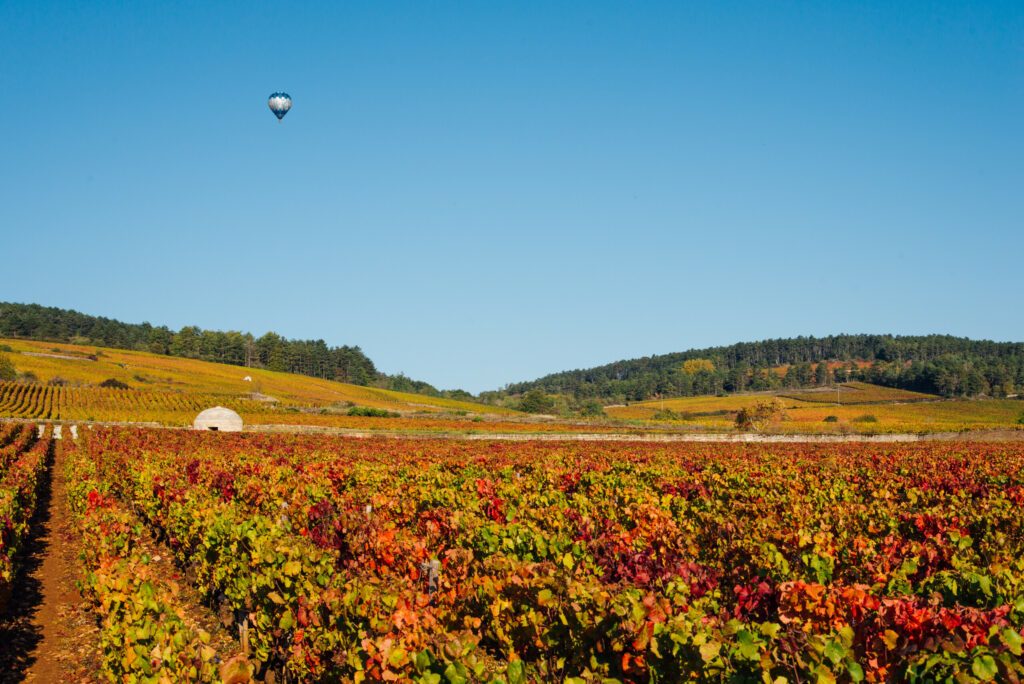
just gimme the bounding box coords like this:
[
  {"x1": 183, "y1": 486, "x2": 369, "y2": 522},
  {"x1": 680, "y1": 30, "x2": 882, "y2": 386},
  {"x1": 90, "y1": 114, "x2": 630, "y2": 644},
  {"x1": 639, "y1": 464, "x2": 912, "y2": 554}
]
[
  {"x1": 653, "y1": 409, "x2": 680, "y2": 421},
  {"x1": 48, "y1": 376, "x2": 67, "y2": 387},
  {"x1": 852, "y1": 414, "x2": 879, "y2": 423},
  {"x1": 823, "y1": 415, "x2": 839, "y2": 423},
  {"x1": 0, "y1": 353, "x2": 15, "y2": 381},
  {"x1": 347, "y1": 406, "x2": 399, "y2": 418},
  {"x1": 579, "y1": 401, "x2": 606, "y2": 418},
  {"x1": 735, "y1": 399, "x2": 786, "y2": 431},
  {"x1": 99, "y1": 378, "x2": 130, "y2": 390},
  {"x1": 1017, "y1": 413, "x2": 1024, "y2": 425}
]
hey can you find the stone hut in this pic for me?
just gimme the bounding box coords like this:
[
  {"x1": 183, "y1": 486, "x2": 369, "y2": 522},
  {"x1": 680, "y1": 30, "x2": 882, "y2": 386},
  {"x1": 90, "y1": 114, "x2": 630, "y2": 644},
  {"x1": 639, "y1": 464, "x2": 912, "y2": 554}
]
[{"x1": 193, "y1": 406, "x2": 243, "y2": 432}]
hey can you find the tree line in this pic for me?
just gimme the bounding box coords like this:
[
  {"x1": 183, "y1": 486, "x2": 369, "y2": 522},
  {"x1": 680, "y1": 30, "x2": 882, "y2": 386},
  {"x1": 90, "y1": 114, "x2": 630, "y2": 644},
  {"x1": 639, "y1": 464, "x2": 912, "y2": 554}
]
[
  {"x1": 0, "y1": 302, "x2": 448, "y2": 395},
  {"x1": 487, "y1": 334, "x2": 1024, "y2": 404}
]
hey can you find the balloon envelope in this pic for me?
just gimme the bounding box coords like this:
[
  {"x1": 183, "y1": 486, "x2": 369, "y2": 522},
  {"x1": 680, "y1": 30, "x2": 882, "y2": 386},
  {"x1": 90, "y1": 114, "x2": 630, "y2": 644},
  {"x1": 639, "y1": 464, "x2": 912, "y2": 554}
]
[{"x1": 268, "y1": 92, "x2": 292, "y2": 120}]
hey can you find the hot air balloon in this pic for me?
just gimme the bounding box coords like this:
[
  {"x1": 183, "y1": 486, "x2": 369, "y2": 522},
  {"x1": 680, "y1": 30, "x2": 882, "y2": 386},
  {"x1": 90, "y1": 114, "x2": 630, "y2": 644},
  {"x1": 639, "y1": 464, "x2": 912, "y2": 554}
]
[{"x1": 268, "y1": 92, "x2": 292, "y2": 121}]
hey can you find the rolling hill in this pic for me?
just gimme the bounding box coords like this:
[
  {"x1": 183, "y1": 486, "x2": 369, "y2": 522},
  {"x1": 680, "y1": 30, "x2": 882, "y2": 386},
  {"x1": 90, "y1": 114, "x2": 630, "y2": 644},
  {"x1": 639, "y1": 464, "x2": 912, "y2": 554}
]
[
  {"x1": 0, "y1": 337, "x2": 519, "y2": 427},
  {"x1": 0, "y1": 301, "x2": 451, "y2": 396},
  {"x1": 603, "y1": 382, "x2": 1024, "y2": 434}
]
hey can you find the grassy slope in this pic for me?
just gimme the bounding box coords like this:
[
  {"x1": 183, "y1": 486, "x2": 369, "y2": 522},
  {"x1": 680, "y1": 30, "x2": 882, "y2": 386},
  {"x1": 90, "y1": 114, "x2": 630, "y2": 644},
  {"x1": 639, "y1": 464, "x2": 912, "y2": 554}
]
[{"x1": 1, "y1": 338, "x2": 516, "y2": 416}]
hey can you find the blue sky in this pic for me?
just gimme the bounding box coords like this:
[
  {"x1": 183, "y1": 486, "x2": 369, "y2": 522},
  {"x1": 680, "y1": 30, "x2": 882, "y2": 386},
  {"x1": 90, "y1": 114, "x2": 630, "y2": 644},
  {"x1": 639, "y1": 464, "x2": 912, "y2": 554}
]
[{"x1": 2, "y1": 1, "x2": 1021, "y2": 392}]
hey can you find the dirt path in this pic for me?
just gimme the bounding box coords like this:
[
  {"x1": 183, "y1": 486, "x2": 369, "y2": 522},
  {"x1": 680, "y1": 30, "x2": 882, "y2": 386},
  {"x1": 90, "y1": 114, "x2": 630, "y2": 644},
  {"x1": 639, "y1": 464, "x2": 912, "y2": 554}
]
[{"x1": 0, "y1": 442, "x2": 99, "y2": 683}]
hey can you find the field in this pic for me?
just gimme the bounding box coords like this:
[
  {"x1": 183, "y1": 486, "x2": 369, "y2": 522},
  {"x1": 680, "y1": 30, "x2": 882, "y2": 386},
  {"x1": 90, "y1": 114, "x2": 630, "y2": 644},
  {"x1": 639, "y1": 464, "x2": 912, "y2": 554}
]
[
  {"x1": 4, "y1": 359, "x2": 1022, "y2": 683},
  {"x1": 607, "y1": 386, "x2": 1024, "y2": 434},
  {"x1": 778, "y1": 381, "x2": 937, "y2": 404},
  {"x1": 32, "y1": 429, "x2": 1023, "y2": 682}
]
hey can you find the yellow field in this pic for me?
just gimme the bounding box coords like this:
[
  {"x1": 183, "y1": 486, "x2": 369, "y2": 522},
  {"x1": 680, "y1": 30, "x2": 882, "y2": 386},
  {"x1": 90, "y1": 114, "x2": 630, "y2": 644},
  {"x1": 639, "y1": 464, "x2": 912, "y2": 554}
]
[
  {"x1": 606, "y1": 394, "x2": 775, "y2": 420},
  {"x1": 778, "y1": 399, "x2": 1024, "y2": 433},
  {"x1": 606, "y1": 386, "x2": 1024, "y2": 434},
  {"x1": 779, "y1": 381, "x2": 936, "y2": 404},
  {"x1": 0, "y1": 338, "x2": 516, "y2": 417}
]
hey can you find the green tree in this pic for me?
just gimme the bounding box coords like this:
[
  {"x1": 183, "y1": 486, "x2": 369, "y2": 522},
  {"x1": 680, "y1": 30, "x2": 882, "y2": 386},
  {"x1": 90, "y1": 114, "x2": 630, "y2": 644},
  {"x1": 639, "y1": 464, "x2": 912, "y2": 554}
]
[
  {"x1": 815, "y1": 362, "x2": 831, "y2": 386},
  {"x1": 170, "y1": 326, "x2": 203, "y2": 358},
  {"x1": 147, "y1": 326, "x2": 174, "y2": 355},
  {"x1": 793, "y1": 362, "x2": 814, "y2": 386},
  {"x1": 519, "y1": 389, "x2": 556, "y2": 414}
]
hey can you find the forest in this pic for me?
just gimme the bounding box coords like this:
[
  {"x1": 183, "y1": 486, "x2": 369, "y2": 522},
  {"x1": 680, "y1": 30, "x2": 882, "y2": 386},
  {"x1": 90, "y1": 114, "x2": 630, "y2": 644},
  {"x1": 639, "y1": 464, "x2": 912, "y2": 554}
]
[{"x1": 491, "y1": 334, "x2": 1024, "y2": 403}]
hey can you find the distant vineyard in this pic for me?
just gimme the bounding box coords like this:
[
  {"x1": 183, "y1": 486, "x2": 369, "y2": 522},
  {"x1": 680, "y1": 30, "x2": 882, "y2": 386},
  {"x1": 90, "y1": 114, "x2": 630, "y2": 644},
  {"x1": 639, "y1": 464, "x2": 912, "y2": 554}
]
[
  {"x1": 2, "y1": 337, "x2": 517, "y2": 416},
  {"x1": 1, "y1": 379, "x2": 1020, "y2": 435},
  {"x1": 606, "y1": 391, "x2": 1024, "y2": 434},
  {"x1": 0, "y1": 382, "x2": 270, "y2": 424},
  {"x1": 779, "y1": 381, "x2": 937, "y2": 404},
  {"x1": 0, "y1": 382, "x2": 620, "y2": 434}
]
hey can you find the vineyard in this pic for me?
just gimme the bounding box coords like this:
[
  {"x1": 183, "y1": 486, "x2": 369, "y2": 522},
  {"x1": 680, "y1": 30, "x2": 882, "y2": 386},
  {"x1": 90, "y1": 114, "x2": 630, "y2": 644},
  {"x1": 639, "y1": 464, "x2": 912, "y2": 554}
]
[
  {"x1": 606, "y1": 392, "x2": 1024, "y2": 434},
  {"x1": 0, "y1": 422, "x2": 53, "y2": 603},
  {"x1": 0, "y1": 382, "x2": 629, "y2": 435},
  {"x1": 1, "y1": 337, "x2": 516, "y2": 416},
  {"x1": 0, "y1": 380, "x2": 274, "y2": 424},
  {"x1": 53, "y1": 429, "x2": 1024, "y2": 682},
  {"x1": 778, "y1": 382, "x2": 937, "y2": 405}
]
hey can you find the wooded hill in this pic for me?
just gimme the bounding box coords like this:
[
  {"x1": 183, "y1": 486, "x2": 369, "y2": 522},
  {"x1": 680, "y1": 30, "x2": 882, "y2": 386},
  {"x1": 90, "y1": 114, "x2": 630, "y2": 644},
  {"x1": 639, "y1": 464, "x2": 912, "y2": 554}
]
[
  {"x1": 489, "y1": 335, "x2": 1024, "y2": 403},
  {"x1": 0, "y1": 302, "x2": 455, "y2": 397}
]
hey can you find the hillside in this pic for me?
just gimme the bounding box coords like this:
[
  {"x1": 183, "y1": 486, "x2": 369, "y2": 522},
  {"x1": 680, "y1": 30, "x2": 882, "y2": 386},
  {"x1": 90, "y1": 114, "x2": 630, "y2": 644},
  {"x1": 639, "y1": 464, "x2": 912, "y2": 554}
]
[
  {"x1": 1, "y1": 337, "x2": 1022, "y2": 435},
  {"x1": 0, "y1": 301, "x2": 452, "y2": 396},
  {"x1": 603, "y1": 382, "x2": 1024, "y2": 433},
  {"x1": 492, "y1": 334, "x2": 1024, "y2": 403},
  {"x1": 0, "y1": 337, "x2": 518, "y2": 426}
]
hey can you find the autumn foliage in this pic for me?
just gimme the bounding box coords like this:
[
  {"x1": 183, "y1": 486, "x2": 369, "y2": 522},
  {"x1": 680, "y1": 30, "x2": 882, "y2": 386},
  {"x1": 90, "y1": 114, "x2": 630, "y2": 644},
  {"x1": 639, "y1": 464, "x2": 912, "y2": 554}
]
[{"x1": 64, "y1": 429, "x2": 1024, "y2": 682}]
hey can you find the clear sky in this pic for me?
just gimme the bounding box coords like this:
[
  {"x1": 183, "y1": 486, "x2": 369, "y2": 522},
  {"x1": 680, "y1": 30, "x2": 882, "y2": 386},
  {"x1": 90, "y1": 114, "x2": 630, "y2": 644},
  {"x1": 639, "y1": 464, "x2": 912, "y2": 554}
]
[{"x1": 2, "y1": 1, "x2": 1022, "y2": 393}]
